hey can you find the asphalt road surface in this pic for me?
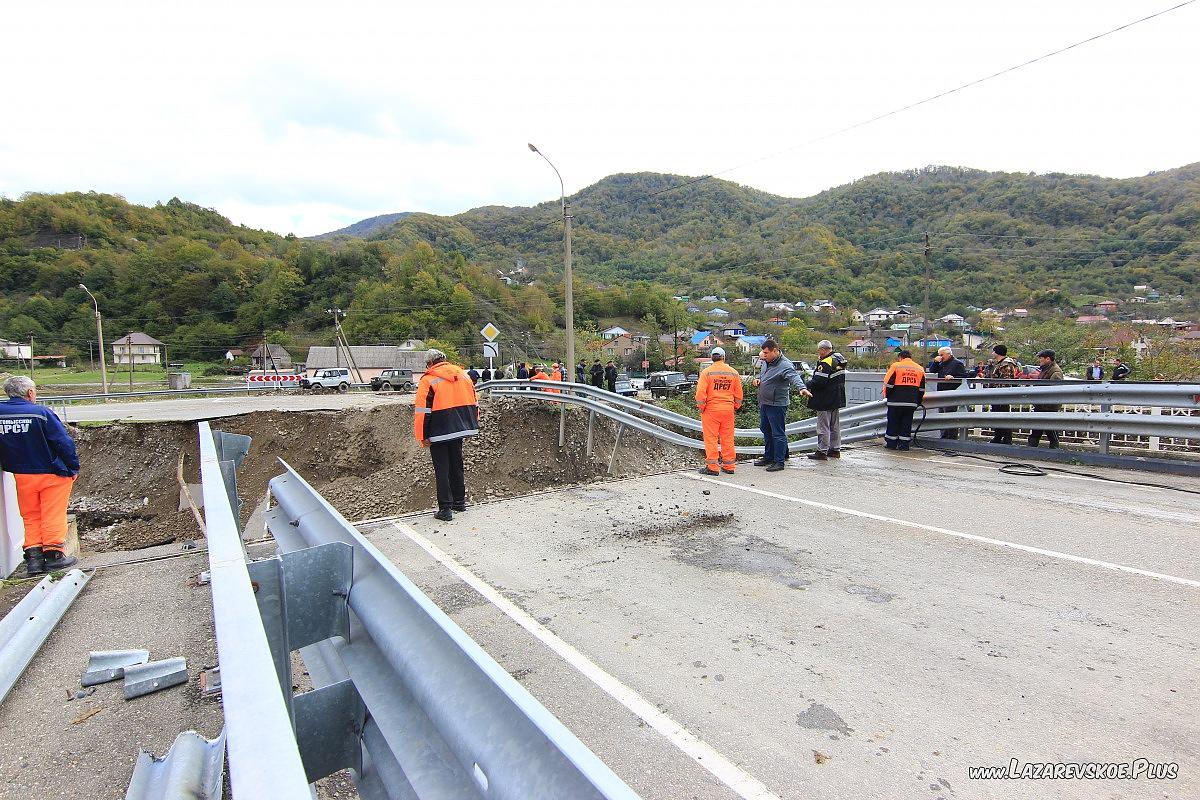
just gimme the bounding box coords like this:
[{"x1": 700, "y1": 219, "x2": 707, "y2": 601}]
[
  {"x1": 362, "y1": 445, "x2": 1200, "y2": 800},
  {"x1": 59, "y1": 391, "x2": 411, "y2": 423}
]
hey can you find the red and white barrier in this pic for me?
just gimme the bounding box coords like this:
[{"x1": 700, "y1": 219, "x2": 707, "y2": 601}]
[{"x1": 246, "y1": 373, "x2": 302, "y2": 387}]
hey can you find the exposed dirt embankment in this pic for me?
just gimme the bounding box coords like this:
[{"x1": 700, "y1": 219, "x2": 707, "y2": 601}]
[{"x1": 70, "y1": 396, "x2": 693, "y2": 551}]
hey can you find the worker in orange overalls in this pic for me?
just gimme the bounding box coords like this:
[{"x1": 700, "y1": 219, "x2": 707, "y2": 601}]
[
  {"x1": 882, "y1": 348, "x2": 926, "y2": 451},
  {"x1": 695, "y1": 347, "x2": 743, "y2": 475}
]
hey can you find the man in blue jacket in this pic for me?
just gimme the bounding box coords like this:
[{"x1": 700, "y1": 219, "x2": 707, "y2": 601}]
[
  {"x1": 751, "y1": 339, "x2": 806, "y2": 472},
  {"x1": 0, "y1": 376, "x2": 79, "y2": 575}
]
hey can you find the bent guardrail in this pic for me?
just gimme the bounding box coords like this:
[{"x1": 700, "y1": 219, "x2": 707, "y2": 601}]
[
  {"x1": 266, "y1": 461, "x2": 641, "y2": 800},
  {"x1": 197, "y1": 421, "x2": 640, "y2": 798}
]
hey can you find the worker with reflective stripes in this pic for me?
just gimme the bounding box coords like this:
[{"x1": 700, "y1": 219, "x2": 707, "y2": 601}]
[
  {"x1": 414, "y1": 349, "x2": 479, "y2": 522},
  {"x1": 882, "y1": 349, "x2": 925, "y2": 451},
  {"x1": 695, "y1": 347, "x2": 743, "y2": 475},
  {"x1": 0, "y1": 376, "x2": 79, "y2": 575},
  {"x1": 531, "y1": 365, "x2": 560, "y2": 393}
]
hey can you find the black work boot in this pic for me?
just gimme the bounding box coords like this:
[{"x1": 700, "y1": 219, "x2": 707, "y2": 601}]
[
  {"x1": 23, "y1": 547, "x2": 45, "y2": 576},
  {"x1": 698, "y1": 467, "x2": 719, "y2": 476},
  {"x1": 752, "y1": 458, "x2": 771, "y2": 467},
  {"x1": 41, "y1": 548, "x2": 76, "y2": 571},
  {"x1": 827, "y1": 450, "x2": 841, "y2": 458},
  {"x1": 433, "y1": 508, "x2": 454, "y2": 522},
  {"x1": 807, "y1": 451, "x2": 828, "y2": 461}
]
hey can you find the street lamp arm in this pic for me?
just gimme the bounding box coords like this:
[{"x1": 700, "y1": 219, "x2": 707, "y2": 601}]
[{"x1": 529, "y1": 144, "x2": 566, "y2": 212}]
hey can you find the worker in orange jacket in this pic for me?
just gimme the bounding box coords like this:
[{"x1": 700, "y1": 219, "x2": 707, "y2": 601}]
[
  {"x1": 531, "y1": 365, "x2": 560, "y2": 393},
  {"x1": 882, "y1": 349, "x2": 926, "y2": 451},
  {"x1": 695, "y1": 347, "x2": 743, "y2": 475},
  {"x1": 414, "y1": 348, "x2": 479, "y2": 521}
]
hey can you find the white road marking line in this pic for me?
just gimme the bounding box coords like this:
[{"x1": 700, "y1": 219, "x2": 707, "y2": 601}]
[
  {"x1": 683, "y1": 473, "x2": 1200, "y2": 590},
  {"x1": 389, "y1": 520, "x2": 782, "y2": 800}
]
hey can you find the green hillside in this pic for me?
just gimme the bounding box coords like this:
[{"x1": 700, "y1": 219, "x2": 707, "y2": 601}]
[{"x1": 2, "y1": 163, "x2": 1197, "y2": 370}]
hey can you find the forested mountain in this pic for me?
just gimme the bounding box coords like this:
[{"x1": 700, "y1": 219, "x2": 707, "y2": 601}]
[
  {"x1": 2, "y1": 163, "x2": 1197, "y2": 366},
  {"x1": 367, "y1": 165, "x2": 1200, "y2": 312},
  {"x1": 309, "y1": 212, "x2": 413, "y2": 240}
]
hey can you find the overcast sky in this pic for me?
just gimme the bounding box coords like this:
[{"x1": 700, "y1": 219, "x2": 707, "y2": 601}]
[{"x1": 2, "y1": 1, "x2": 1196, "y2": 237}]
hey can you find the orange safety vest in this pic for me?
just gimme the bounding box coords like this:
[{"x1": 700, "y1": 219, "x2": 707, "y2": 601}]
[
  {"x1": 882, "y1": 358, "x2": 926, "y2": 407},
  {"x1": 695, "y1": 361, "x2": 743, "y2": 412},
  {"x1": 532, "y1": 370, "x2": 560, "y2": 394},
  {"x1": 413, "y1": 360, "x2": 480, "y2": 443}
]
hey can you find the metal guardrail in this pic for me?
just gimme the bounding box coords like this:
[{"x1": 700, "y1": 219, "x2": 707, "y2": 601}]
[
  {"x1": 196, "y1": 422, "x2": 640, "y2": 798},
  {"x1": 479, "y1": 379, "x2": 1200, "y2": 461},
  {"x1": 0, "y1": 569, "x2": 92, "y2": 704},
  {"x1": 266, "y1": 460, "x2": 640, "y2": 800},
  {"x1": 42, "y1": 385, "x2": 293, "y2": 403},
  {"x1": 198, "y1": 421, "x2": 311, "y2": 798}
]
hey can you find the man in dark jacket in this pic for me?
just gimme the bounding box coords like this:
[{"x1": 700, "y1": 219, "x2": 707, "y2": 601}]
[
  {"x1": 931, "y1": 346, "x2": 968, "y2": 439},
  {"x1": 1028, "y1": 349, "x2": 1065, "y2": 448},
  {"x1": 516, "y1": 362, "x2": 529, "y2": 380},
  {"x1": 576, "y1": 362, "x2": 586, "y2": 383},
  {"x1": 1111, "y1": 358, "x2": 1131, "y2": 381},
  {"x1": 604, "y1": 361, "x2": 618, "y2": 392},
  {"x1": 799, "y1": 340, "x2": 846, "y2": 461},
  {"x1": 590, "y1": 359, "x2": 605, "y2": 388},
  {"x1": 0, "y1": 376, "x2": 79, "y2": 575},
  {"x1": 480, "y1": 367, "x2": 492, "y2": 383},
  {"x1": 466, "y1": 367, "x2": 480, "y2": 384}
]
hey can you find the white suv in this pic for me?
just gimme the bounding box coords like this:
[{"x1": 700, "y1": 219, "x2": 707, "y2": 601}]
[{"x1": 301, "y1": 368, "x2": 352, "y2": 393}]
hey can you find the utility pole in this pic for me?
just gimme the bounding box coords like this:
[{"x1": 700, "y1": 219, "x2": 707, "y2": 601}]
[
  {"x1": 29, "y1": 335, "x2": 34, "y2": 380},
  {"x1": 80, "y1": 284, "x2": 109, "y2": 396},
  {"x1": 127, "y1": 336, "x2": 133, "y2": 391},
  {"x1": 672, "y1": 308, "x2": 681, "y2": 374},
  {"x1": 923, "y1": 232, "x2": 932, "y2": 362}
]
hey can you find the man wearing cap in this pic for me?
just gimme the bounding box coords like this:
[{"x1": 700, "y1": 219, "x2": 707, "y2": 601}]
[
  {"x1": 414, "y1": 349, "x2": 480, "y2": 522},
  {"x1": 799, "y1": 340, "x2": 847, "y2": 460},
  {"x1": 1028, "y1": 349, "x2": 1064, "y2": 448},
  {"x1": 0, "y1": 376, "x2": 79, "y2": 575},
  {"x1": 695, "y1": 347, "x2": 743, "y2": 475},
  {"x1": 985, "y1": 344, "x2": 1021, "y2": 445}
]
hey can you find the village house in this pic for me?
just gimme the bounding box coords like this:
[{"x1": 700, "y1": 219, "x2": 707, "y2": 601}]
[
  {"x1": 251, "y1": 343, "x2": 293, "y2": 370},
  {"x1": 1094, "y1": 300, "x2": 1119, "y2": 315},
  {"x1": 735, "y1": 335, "x2": 768, "y2": 354},
  {"x1": 112, "y1": 332, "x2": 164, "y2": 367},
  {"x1": 601, "y1": 325, "x2": 630, "y2": 340}
]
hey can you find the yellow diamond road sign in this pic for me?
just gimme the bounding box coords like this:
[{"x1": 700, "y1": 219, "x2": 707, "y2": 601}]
[{"x1": 480, "y1": 322, "x2": 500, "y2": 342}]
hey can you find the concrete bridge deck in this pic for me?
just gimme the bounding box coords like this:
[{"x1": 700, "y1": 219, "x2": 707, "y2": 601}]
[{"x1": 363, "y1": 445, "x2": 1200, "y2": 800}]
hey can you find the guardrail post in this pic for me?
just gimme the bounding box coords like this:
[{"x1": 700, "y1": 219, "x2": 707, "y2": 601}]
[
  {"x1": 608, "y1": 423, "x2": 625, "y2": 475},
  {"x1": 1100, "y1": 402, "x2": 1111, "y2": 454},
  {"x1": 586, "y1": 409, "x2": 596, "y2": 457},
  {"x1": 247, "y1": 543, "x2": 353, "y2": 712},
  {"x1": 1149, "y1": 406, "x2": 1161, "y2": 451}
]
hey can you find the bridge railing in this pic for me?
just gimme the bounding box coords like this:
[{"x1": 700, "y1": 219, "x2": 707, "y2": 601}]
[{"x1": 478, "y1": 378, "x2": 1200, "y2": 458}]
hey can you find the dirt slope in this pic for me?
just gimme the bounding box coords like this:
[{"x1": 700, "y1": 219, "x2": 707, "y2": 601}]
[{"x1": 70, "y1": 396, "x2": 694, "y2": 551}]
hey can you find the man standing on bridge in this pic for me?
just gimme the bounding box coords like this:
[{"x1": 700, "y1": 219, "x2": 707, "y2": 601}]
[
  {"x1": 882, "y1": 349, "x2": 925, "y2": 451},
  {"x1": 752, "y1": 338, "x2": 805, "y2": 471},
  {"x1": 695, "y1": 347, "x2": 742, "y2": 475},
  {"x1": 0, "y1": 376, "x2": 79, "y2": 575},
  {"x1": 799, "y1": 340, "x2": 847, "y2": 460},
  {"x1": 414, "y1": 349, "x2": 479, "y2": 522}
]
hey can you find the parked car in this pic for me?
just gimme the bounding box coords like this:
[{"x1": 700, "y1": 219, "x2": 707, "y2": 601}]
[
  {"x1": 649, "y1": 371, "x2": 691, "y2": 399},
  {"x1": 370, "y1": 368, "x2": 416, "y2": 392},
  {"x1": 301, "y1": 368, "x2": 352, "y2": 393},
  {"x1": 614, "y1": 374, "x2": 638, "y2": 398}
]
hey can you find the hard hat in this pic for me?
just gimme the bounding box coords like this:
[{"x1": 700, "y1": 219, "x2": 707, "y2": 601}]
[{"x1": 710, "y1": 347, "x2": 725, "y2": 358}]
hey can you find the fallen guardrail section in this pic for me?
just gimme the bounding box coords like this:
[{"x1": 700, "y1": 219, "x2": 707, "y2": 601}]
[
  {"x1": 478, "y1": 379, "x2": 1200, "y2": 465},
  {"x1": 194, "y1": 421, "x2": 640, "y2": 799},
  {"x1": 0, "y1": 569, "x2": 91, "y2": 704}
]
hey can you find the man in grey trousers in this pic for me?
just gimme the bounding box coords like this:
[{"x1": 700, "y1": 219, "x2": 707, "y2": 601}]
[{"x1": 799, "y1": 340, "x2": 847, "y2": 460}]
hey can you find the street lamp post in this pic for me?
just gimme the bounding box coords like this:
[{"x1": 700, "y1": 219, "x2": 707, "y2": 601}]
[
  {"x1": 79, "y1": 284, "x2": 109, "y2": 396},
  {"x1": 529, "y1": 143, "x2": 575, "y2": 448}
]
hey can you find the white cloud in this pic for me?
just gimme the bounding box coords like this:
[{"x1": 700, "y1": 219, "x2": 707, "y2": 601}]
[{"x1": 2, "y1": 0, "x2": 1196, "y2": 236}]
